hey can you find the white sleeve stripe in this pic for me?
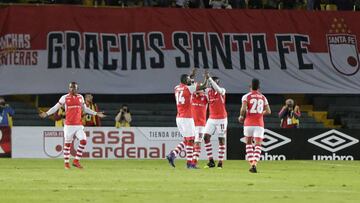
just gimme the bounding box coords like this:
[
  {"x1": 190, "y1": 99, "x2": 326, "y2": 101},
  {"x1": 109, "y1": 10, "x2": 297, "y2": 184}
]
[
  {"x1": 241, "y1": 92, "x2": 251, "y2": 102},
  {"x1": 264, "y1": 95, "x2": 269, "y2": 105},
  {"x1": 83, "y1": 105, "x2": 97, "y2": 115},
  {"x1": 46, "y1": 103, "x2": 61, "y2": 116},
  {"x1": 187, "y1": 83, "x2": 197, "y2": 94},
  {"x1": 209, "y1": 78, "x2": 225, "y2": 95}
]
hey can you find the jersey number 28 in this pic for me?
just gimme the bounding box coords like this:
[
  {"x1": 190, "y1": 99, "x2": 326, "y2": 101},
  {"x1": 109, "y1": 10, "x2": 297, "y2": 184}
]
[{"x1": 249, "y1": 98, "x2": 264, "y2": 114}]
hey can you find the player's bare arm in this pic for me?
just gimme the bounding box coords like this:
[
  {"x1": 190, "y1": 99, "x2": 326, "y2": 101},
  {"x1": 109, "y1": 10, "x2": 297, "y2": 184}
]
[
  {"x1": 238, "y1": 102, "x2": 247, "y2": 123},
  {"x1": 39, "y1": 111, "x2": 48, "y2": 118},
  {"x1": 193, "y1": 70, "x2": 208, "y2": 91},
  {"x1": 205, "y1": 71, "x2": 225, "y2": 95},
  {"x1": 189, "y1": 67, "x2": 197, "y2": 79},
  {"x1": 197, "y1": 76, "x2": 208, "y2": 90},
  {"x1": 82, "y1": 104, "x2": 106, "y2": 118},
  {"x1": 39, "y1": 103, "x2": 62, "y2": 118},
  {"x1": 263, "y1": 104, "x2": 271, "y2": 115},
  {"x1": 96, "y1": 112, "x2": 106, "y2": 118}
]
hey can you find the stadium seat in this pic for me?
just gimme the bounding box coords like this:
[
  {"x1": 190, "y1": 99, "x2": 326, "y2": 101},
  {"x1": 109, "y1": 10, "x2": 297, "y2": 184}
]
[
  {"x1": 83, "y1": 0, "x2": 93, "y2": 7},
  {"x1": 326, "y1": 4, "x2": 337, "y2": 11}
]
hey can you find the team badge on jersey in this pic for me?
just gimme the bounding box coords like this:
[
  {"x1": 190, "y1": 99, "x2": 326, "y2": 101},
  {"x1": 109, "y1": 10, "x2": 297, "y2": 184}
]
[
  {"x1": 43, "y1": 131, "x2": 63, "y2": 158},
  {"x1": 327, "y1": 18, "x2": 359, "y2": 76}
]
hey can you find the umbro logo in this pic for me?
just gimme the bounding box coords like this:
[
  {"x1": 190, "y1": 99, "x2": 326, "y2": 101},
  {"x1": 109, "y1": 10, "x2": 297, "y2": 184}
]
[
  {"x1": 308, "y1": 129, "x2": 359, "y2": 153},
  {"x1": 241, "y1": 129, "x2": 291, "y2": 152}
]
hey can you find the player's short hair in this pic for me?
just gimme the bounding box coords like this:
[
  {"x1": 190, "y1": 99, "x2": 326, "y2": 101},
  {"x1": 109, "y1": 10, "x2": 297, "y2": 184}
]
[
  {"x1": 180, "y1": 74, "x2": 189, "y2": 84},
  {"x1": 251, "y1": 78, "x2": 260, "y2": 90},
  {"x1": 69, "y1": 82, "x2": 78, "y2": 90}
]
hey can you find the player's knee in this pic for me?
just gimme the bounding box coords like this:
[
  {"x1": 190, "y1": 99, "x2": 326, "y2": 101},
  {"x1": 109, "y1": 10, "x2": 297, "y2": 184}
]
[
  {"x1": 204, "y1": 134, "x2": 211, "y2": 143},
  {"x1": 194, "y1": 144, "x2": 201, "y2": 151},
  {"x1": 245, "y1": 137, "x2": 253, "y2": 145},
  {"x1": 219, "y1": 137, "x2": 225, "y2": 145},
  {"x1": 254, "y1": 137, "x2": 263, "y2": 144},
  {"x1": 80, "y1": 139, "x2": 87, "y2": 145},
  {"x1": 184, "y1": 137, "x2": 194, "y2": 145}
]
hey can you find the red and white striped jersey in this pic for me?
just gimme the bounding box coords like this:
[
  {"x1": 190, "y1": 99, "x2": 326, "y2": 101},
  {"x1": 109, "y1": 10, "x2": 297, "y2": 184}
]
[
  {"x1": 58, "y1": 93, "x2": 84, "y2": 125},
  {"x1": 175, "y1": 83, "x2": 197, "y2": 118},
  {"x1": 242, "y1": 90, "x2": 269, "y2": 127},
  {"x1": 191, "y1": 91, "x2": 208, "y2": 126},
  {"x1": 206, "y1": 88, "x2": 227, "y2": 119}
]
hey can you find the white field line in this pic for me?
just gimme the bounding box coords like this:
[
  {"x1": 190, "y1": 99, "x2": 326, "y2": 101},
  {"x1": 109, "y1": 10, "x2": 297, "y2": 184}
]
[
  {"x1": 297, "y1": 161, "x2": 360, "y2": 168},
  {"x1": 1, "y1": 188, "x2": 359, "y2": 194}
]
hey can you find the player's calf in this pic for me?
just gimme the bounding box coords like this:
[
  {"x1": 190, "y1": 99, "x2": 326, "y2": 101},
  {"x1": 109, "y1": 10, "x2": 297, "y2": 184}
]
[
  {"x1": 63, "y1": 142, "x2": 72, "y2": 168},
  {"x1": 185, "y1": 138, "x2": 195, "y2": 167},
  {"x1": 192, "y1": 143, "x2": 201, "y2": 165}
]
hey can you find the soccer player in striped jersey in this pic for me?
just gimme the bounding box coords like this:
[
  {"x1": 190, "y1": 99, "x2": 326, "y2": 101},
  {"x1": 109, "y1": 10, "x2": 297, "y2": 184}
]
[
  {"x1": 203, "y1": 73, "x2": 227, "y2": 169},
  {"x1": 39, "y1": 82, "x2": 106, "y2": 169},
  {"x1": 238, "y1": 78, "x2": 271, "y2": 173}
]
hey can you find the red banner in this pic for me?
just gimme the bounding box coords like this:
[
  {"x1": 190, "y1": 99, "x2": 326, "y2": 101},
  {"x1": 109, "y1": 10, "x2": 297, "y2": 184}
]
[
  {"x1": 1, "y1": 6, "x2": 360, "y2": 94},
  {"x1": 0, "y1": 126, "x2": 11, "y2": 157},
  {"x1": 1, "y1": 6, "x2": 360, "y2": 50}
]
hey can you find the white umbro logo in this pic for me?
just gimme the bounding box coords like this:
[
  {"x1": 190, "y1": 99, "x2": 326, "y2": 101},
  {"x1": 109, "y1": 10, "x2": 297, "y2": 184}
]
[
  {"x1": 241, "y1": 129, "x2": 291, "y2": 152},
  {"x1": 308, "y1": 129, "x2": 359, "y2": 153}
]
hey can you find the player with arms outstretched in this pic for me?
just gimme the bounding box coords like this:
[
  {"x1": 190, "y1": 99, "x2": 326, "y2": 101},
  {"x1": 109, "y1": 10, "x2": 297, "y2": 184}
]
[
  {"x1": 39, "y1": 82, "x2": 106, "y2": 169},
  {"x1": 239, "y1": 78, "x2": 271, "y2": 173},
  {"x1": 203, "y1": 73, "x2": 227, "y2": 169},
  {"x1": 166, "y1": 69, "x2": 207, "y2": 169}
]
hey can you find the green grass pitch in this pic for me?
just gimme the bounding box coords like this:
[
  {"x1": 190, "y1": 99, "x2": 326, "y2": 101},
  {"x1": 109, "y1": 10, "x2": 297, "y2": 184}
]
[{"x1": 0, "y1": 159, "x2": 359, "y2": 203}]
